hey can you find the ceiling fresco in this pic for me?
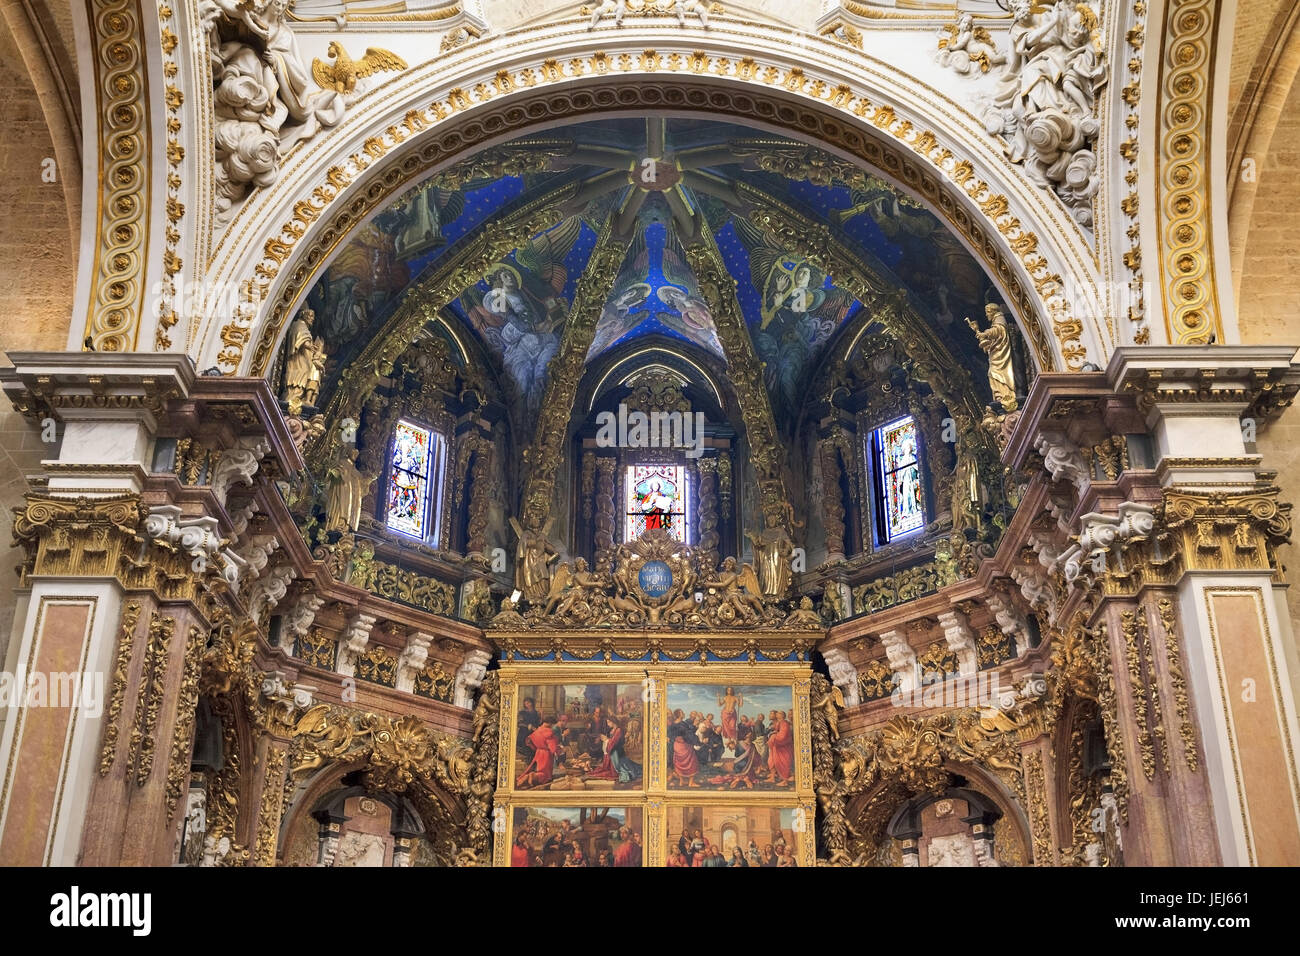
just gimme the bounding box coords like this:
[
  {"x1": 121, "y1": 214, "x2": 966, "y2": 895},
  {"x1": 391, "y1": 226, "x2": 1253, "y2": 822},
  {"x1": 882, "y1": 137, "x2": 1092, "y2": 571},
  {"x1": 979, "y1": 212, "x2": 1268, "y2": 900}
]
[
  {"x1": 299, "y1": 118, "x2": 1005, "y2": 436},
  {"x1": 585, "y1": 219, "x2": 725, "y2": 362},
  {"x1": 450, "y1": 216, "x2": 596, "y2": 428}
]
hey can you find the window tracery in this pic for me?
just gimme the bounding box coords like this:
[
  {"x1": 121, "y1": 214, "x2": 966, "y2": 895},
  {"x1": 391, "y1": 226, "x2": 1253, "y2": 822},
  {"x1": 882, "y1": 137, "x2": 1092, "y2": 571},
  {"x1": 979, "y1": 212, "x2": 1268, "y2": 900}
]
[
  {"x1": 872, "y1": 415, "x2": 926, "y2": 543},
  {"x1": 385, "y1": 419, "x2": 447, "y2": 542}
]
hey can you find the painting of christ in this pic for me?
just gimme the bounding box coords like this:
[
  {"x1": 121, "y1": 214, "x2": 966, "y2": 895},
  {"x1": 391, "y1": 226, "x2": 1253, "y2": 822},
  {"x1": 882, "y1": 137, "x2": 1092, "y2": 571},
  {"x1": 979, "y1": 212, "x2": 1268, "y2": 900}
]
[
  {"x1": 515, "y1": 684, "x2": 644, "y2": 791},
  {"x1": 510, "y1": 807, "x2": 643, "y2": 867},
  {"x1": 665, "y1": 684, "x2": 797, "y2": 791},
  {"x1": 664, "y1": 806, "x2": 802, "y2": 868}
]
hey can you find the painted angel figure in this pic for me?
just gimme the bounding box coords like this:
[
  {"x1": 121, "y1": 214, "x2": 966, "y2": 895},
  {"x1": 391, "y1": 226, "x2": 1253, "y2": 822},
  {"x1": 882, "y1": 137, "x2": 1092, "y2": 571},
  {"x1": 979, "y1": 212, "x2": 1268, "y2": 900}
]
[
  {"x1": 586, "y1": 277, "x2": 652, "y2": 358},
  {"x1": 658, "y1": 232, "x2": 724, "y2": 356},
  {"x1": 465, "y1": 218, "x2": 581, "y2": 413},
  {"x1": 732, "y1": 216, "x2": 852, "y2": 409}
]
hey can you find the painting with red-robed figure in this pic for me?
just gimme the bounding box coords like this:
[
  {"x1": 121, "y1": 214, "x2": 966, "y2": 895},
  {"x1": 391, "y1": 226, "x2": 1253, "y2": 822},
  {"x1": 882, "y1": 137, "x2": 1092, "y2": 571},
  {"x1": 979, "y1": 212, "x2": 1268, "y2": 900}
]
[
  {"x1": 665, "y1": 684, "x2": 796, "y2": 791},
  {"x1": 510, "y1": 807, "x2": 643, "y2": 867},
  {"x1": 515, "y1": 683, "x2": 643, "y2": 791}
]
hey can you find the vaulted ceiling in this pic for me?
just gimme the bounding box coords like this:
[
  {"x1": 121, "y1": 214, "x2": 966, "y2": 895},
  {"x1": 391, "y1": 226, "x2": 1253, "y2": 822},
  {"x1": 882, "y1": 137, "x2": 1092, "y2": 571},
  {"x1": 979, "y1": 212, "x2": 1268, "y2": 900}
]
[{"x1": 302, "y1": 117, "x2": 1004, "y2": 439}]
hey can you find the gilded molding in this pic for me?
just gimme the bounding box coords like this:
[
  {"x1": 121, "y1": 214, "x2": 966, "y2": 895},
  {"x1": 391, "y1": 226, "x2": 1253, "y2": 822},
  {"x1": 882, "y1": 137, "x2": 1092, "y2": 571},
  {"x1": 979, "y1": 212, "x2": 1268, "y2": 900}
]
[
  {"x1": 343, "y1": 542, "x2": 458, "y2": 615},
  {"x1": 465, "y1": 671, "x2": 499, "y2": 862},
  {"x1": 11, "y1": 494, "x2": 146, "y2": 586},
  {"x1": 1024, "y1": 750, "x2": 1052, "y2": 864},
  {"x1": 1120, "y1": 0, "x2": 1149, "y2": 341},
  {"x1": 253, "y1": 744, "x2": 288, "y2": 867},
  {"x1": 84, "y1": 0, "x2": 151, "y2": 352},
  {"x1": 98, "y1": 600, "x2": 142, "y2": 775},
  {"x1": 1161, "y1": 483, "x2": 1291, "y2": 577},
  {"x1": 1093, "y1": 618, "x2": 1129, "y2": 823},
  {"x1": 130, "y1": 611, "x2": 175, "y2": 785},
  {"x1": 164, "y1": 624, "x2": 206, "y2": 818},
  {"x1": 1137, "y1": 606, "x2": 1169, "y2": 774},
  {"x1": 1158, "y1": 597, "x2": 1198, "y2": 772},
  {"x1": 1121, "y1": 609, "x2": 1155, "y2": 780},
  {"x1": 1156, "y1": 0, "x2": 1221, "y2": 344},
  {"x1": 154, "y1": 0, "x2": 185, "y2": 349},
  {"x1": 288, "y1": 703, "x2": 474, "y2": 798}
]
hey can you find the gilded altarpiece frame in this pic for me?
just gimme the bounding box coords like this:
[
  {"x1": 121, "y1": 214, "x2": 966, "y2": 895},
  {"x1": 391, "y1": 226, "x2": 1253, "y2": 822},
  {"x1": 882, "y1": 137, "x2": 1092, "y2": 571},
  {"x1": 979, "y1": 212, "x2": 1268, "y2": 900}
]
[{"x1": 494, "y1": 664, "x2": 816, "y2": 867}]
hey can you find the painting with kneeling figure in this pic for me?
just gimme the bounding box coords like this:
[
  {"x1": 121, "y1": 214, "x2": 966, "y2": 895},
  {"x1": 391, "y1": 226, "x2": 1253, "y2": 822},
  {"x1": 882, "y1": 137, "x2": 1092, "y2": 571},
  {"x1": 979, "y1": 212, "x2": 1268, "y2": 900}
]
[
  {"x1": 514, "y1": 683, "x2": 644, "y2": 791},
  {"x1": 665, "y1": 684, "x2": 796, "y2": 791},
  {"x1": 665, "y1": 806, "x2": 801, "y2": 868},
  {"x1": 510, "y1": 807, "x2": 643, "y2": 867}
]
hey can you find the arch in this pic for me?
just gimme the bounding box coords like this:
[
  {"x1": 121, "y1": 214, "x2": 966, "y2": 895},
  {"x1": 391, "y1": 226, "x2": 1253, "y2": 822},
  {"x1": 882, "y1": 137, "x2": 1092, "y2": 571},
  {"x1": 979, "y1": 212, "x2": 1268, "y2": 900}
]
[
  {"x1": 185, "y1": 20, "x2": 1108, "y2": 378},
  {"x1": 0, "y1": 0, "x2": 82, "y2": 252},
  {"x1": 1226, "y1": 3, "x2": 1300, "y2": 306},
  {"x1": 1227, "y1": 2, "x2": 1300, "y2": 306},
  {"x1": 583, "y1": 339, "x2": 730, "y2": 418},
  {"x1": 280, "y1": 757, "x2": 470, "y2": 865}
]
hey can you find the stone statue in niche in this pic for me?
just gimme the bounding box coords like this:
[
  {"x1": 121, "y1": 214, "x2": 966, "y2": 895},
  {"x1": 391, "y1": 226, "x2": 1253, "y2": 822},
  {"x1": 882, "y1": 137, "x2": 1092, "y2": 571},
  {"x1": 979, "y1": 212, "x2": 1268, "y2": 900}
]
[
  {"x1": 745, "y1": 506, "x2": 800, "y2": 599},
  {"x1": 949, "y1": 447, "x2": 984, "y2": 536},
  {"x1": 938, "y1": 1, "x2": 1105, "y2": 226},
  {"x1": 324, "y1": 446, "x2": 372, "y2": 534},
  {"x1": 966, "y1": 304, "x2": 1019, "y2": 412},
  {"x1": 509, "y1": 515, "x2": 558, "y2": 606},
  {"x1": 284, "y1": 307, "x2": 326, "y2": 414}
]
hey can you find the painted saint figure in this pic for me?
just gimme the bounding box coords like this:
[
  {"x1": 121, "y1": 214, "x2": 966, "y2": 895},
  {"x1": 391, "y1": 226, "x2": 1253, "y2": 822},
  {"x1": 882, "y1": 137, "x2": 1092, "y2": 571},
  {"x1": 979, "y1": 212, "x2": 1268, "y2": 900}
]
[
  {"x1": 516, "y1": 718, "x2": 562, "y2": 788},
  {"x1": 667, "y1": 709, "x2": 701, "y2": 787},
  {"x1": 766, "y1": 709, "x2": 795, "y2": 785},
  {"x1": 718, "y1": 686, "x2": 743, "y2": 744}
]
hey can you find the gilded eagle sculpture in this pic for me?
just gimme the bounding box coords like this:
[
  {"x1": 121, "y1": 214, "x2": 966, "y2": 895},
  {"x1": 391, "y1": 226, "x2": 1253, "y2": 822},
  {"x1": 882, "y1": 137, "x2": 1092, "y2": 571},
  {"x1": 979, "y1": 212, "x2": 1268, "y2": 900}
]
[{"x1": 311, "y1": 42, "x2": 407, "y2": 97}]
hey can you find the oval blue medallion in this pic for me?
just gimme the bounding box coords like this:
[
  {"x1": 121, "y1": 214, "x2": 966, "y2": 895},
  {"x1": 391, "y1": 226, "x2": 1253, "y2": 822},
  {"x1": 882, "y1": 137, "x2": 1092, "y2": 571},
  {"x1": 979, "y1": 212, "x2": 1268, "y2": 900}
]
[{"x1": 638, "y1": 560, "x2": 673, "y2": 598}]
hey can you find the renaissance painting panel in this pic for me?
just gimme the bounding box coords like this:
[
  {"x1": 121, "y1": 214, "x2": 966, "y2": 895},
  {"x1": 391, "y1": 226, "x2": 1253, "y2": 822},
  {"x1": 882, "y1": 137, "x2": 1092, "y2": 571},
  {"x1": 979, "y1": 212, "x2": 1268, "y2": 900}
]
[
  {"x1": 515, "y1": 683, "x2": 644, "y2": 791},
  {"x1": 510, "y1": 807, "x2": 644, "y2": 868},
  {"x1": 665, "y1": 684, "x2": 796, "y2": 791},
  {"x1": 665, "y1": 806, "x2": 801, "y2": 868}
]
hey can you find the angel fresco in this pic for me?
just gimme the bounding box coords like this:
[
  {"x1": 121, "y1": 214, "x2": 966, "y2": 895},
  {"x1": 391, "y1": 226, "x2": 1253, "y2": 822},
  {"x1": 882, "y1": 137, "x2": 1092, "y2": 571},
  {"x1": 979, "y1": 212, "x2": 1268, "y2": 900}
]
[
  {"x1": 656, "y1": 230, "x2": 724, "y2": 356},
  {"x1": 586, "y1": 281, "x2": 653, "y2": 358},
  {"x1": 463, "y1": 217, "x2": 583, "y2": 412},
  {"x1": 733, "y1": 217, "x2": 854, "y2": 416},
  {"x1": 835, "y1": 187, "x2": 986, "y2": 325},
  {"x1": 314, "y1": 223, "x2": 409, "y2": 347}
]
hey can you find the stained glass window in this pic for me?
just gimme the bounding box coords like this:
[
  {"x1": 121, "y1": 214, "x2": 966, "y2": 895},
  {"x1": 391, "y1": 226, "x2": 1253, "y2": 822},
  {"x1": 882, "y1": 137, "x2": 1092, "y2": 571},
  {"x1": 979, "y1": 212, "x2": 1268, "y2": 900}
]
[
  {"x1": 876, "y1": 416, "x2": 925, "y2": 541},
  {"x1": 386, "y1": 420, "x2": 442, "y2": 539},
  {"x1": 625, "y1": 463, "x2": 688, "y2": 542}
]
